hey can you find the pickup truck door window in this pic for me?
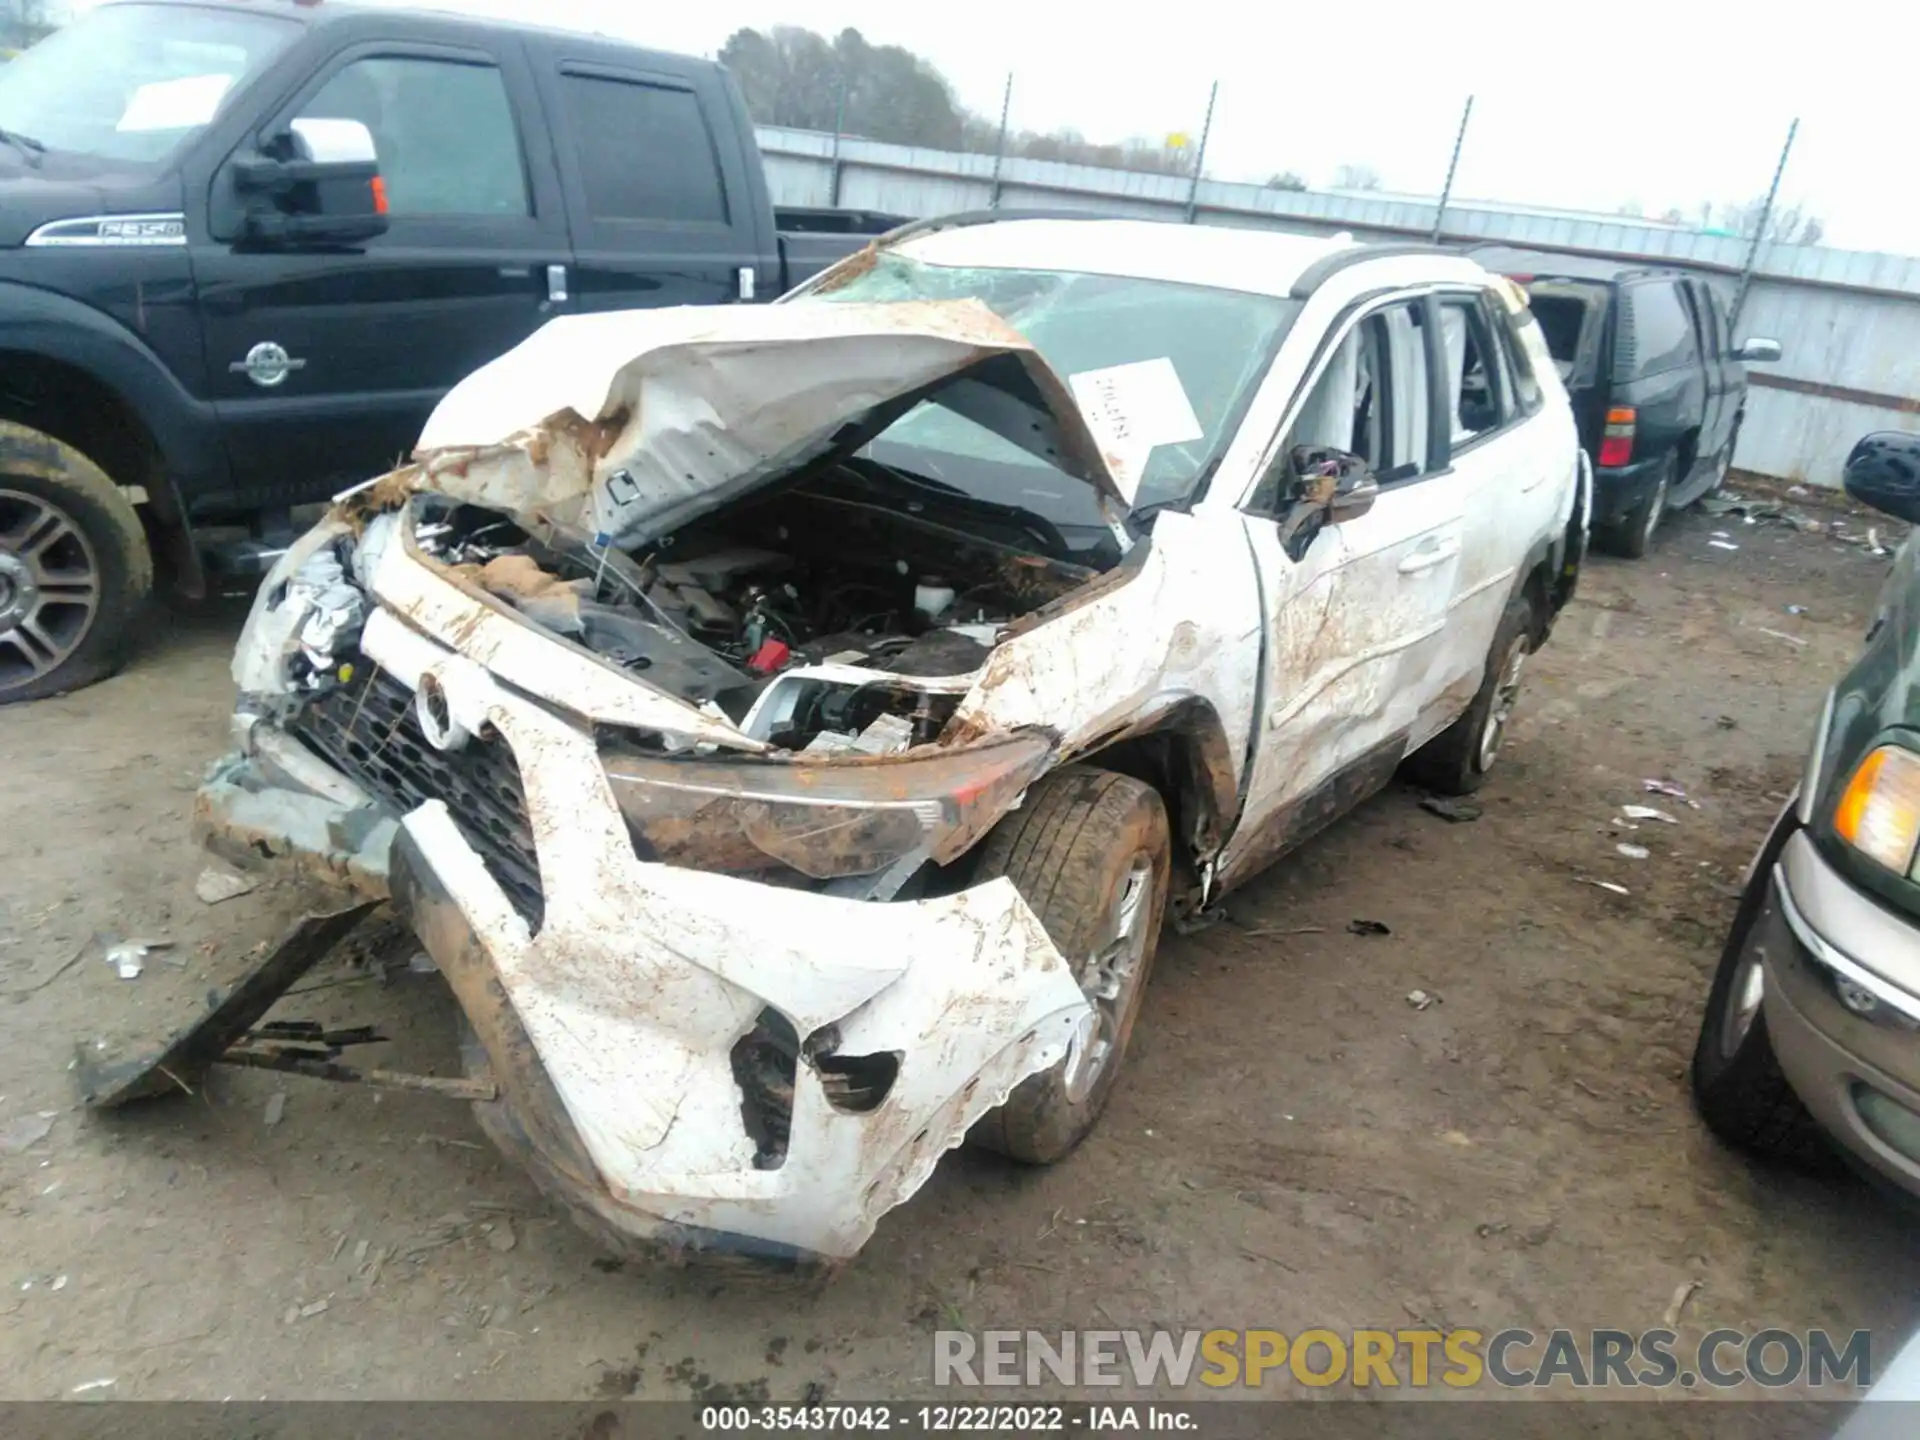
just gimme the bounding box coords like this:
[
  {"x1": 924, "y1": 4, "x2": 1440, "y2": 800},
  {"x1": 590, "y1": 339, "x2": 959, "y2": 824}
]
[
  {"x1": 538, "y1": 60, "x2": 763, "y2": 314},
  {"x1": 194, "y1": 45, "x2": 570, "y2": 515},
  {"x1": 1219, "y1": 295, "x2": 1465, "y2": 888},
  {"x1": 302, "y1": 57, "x2": 529, "y2": 217}
]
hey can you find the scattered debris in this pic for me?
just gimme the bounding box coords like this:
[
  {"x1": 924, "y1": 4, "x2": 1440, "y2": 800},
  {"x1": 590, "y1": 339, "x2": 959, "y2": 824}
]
[
  {"x1": 51, "y1": 1274, "x2": 67, "y2": 1292},
  {"x1": 1583, "y1": 879, "x2": 1632, "y2": 896},
  {"x1": 1347, "y1": 919, "x2": 1392, "y2": 937},
  {"x1": 1710, "y1": 530, "x2": 1731, "y2": 539},
  {"x1": 1620, "y1": 805, "x2": 1678, "y2": 824},
  {"x1": 1238, "y1": 924, "x2": 1324, "y2": 938},
  {"x1": 1616, "y1": 843, "x2": 1650, "y2": 860},
  {"x1": 194, "y1": 865, "x2": 258, "y2": 905},
  {"x1": 299, "y1": 1299, "x2": 330, "y2": 1319},
  {"x1": 1715, "y1": 715, "x2": 1739, "y2": 730},
  {"x1": 1663, "y1": 1279, "x2": 1702, "y2": 1327},
  {"x1": 263, "y1": 1092, "x2": 287, "y2": 1129},
  {"x1": 70, "y1": 1379, "x2": 115, "y2": 1395},
  {"x1": 1406, "y1": 989, "x2": 1439, "y2": 1011},
  {"x1": 0, "y1": 1112, "x2": 56, "y2": 1153},
  {"x1": 407, "y1": 951, "x2": 438, "y2": 975},
  {"x1": 1867, "y1": 527, "x2": 1889, "y2": 557},
  {"x1": 487, "y1": 1218, "x2": 518, "y2": 1253},
  {"x1": 1419, "y1": 796, "x2": 1482, "y2": 824},
  {"x1": 1707, "y1": 540, "x2": 1740, "y2": 552},
  {"x1": 1642, "y1": 779, "x2": 1699, "y2": 807},
  {"x1": 1757, "y1": 627, "x2": 1808, "y2": 647},
  {"x1": 1785, "y1": 604, "x2": 1808, "y2": 616},
  {"x1": 103, "y1": 937, "x2": 172, "y2": 980}
]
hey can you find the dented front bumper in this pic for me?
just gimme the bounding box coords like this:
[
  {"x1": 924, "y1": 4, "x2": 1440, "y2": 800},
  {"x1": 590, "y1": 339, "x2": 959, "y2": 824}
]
[{"x1": 195, "y1": 635, "x2": 1092, "y2": 1262}]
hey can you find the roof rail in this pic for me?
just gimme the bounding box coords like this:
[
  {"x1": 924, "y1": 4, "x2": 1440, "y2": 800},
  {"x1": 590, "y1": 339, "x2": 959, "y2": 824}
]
[{"x1": 1287, "y1": 242, "x2": 1454, "y2": 298}]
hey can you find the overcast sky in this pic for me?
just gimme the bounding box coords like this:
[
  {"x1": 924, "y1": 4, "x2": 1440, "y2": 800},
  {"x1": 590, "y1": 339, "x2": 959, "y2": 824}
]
[{"x1": 80, "y1": 0, "x2": 1920, "y2": 255}]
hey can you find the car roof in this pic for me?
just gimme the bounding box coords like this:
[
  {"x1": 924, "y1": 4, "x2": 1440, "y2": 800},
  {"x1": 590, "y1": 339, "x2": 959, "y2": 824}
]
[
  {"x1": 111, "y1": 0, "x2": 684, "y2": 52},
  {"x1": 895, "y1": 218, "x2": 1366, "y2": 299}
]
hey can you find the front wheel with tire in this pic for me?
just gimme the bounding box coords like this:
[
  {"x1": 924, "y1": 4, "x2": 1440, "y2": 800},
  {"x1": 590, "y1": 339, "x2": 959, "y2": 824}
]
[
  {"x1": 0, "y1": 422, "x2": 152, "y2": 704},
  {"x1": 1690, "y1": 878, "x2": 1838, "y2": 1171},
  {"x1": 1404, "y1": 591, "x2": 1534, "y2": 797},
  {"x1": 969, "y1": 767, "x2": 1171, "y2": 1164},
  {"x1": 1595, "y1": 454, "x2": 1673, "y2": 559}
]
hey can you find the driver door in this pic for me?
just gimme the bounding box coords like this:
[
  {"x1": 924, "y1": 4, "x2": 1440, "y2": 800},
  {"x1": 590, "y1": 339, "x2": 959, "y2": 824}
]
[
  {"x1": 1217, "y1": 293, "x2": 1464, "y2": 888},
  {"x1": 189, "y1": 38, "x2": 571, "y2": 516}
]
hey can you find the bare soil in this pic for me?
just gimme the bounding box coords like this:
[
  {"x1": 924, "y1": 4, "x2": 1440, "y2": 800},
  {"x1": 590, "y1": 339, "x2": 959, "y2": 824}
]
[{"x1": 2, "y1": 504, "x2": 1916, "y2": 1404}]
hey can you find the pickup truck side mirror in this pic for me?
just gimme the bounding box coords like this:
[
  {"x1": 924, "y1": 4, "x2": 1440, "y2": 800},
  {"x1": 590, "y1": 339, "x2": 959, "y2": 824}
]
[
  {"x1": 1734, "y1": 337, "x2": 1782, "y2": 364},
  {"x1": 232, "y1": 118, "x2": 389, "y2": 248},
  {"x1": 1278, "y1": 444, "x2": 1378, "y2": 560},
  {"x1": 1843, "y1": 431, "x2": 1920, "y2": 526}
]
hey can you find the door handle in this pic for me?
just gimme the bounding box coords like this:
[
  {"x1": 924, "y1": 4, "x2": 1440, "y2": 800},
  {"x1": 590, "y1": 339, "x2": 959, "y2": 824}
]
[
  {"x1": 546, "y1": 263, "x2": 569, "y2": 304},
  {"x1": 1398, "y1": 538, "x2": 1460, "y2": 575}
]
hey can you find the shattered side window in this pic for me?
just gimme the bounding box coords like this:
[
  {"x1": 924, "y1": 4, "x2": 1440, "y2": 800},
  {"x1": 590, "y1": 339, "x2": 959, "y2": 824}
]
[{"x1": 811, "y1": 253, "x2": 1300, "y2": 512}]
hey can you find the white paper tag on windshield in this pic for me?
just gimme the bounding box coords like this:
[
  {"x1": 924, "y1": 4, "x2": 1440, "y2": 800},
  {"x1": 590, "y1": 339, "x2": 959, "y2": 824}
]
[
  {"x1": 1068, "y1": 357, "x2": 1203, "y2": 503},
  {"x1": 117, "y1": 74, "x2": 234, "y2": 133}
]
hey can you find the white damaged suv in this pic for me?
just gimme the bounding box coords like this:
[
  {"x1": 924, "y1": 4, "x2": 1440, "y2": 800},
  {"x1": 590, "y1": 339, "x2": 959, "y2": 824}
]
[{"x1": 116, "y1": 216, "x2": 1586, "y2": 1264}]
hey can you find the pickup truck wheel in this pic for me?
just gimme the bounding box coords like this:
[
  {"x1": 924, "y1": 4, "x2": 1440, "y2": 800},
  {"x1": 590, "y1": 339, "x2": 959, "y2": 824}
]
[
  {"x1": 0, "y1": 424, "x2": 152, "y2": 705},
  {"x1": 1690, "y1": 881, "x2": 1840, "y2": 1172},
  {"x1": 1595, "y1": 454, "x2": 1674, "y2": 560},
  {"x1": 969, "y1": 767, "x2": 1171, "y2": 1165},
  {"x1": 1404, "y1": 592, "x2": 1535, "y2": 797}
]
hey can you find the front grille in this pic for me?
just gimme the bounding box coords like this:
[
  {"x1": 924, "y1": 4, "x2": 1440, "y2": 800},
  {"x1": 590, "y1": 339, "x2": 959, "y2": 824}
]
[{"x1": 289, "y1": 664, "x2": 545, "y2": 928}]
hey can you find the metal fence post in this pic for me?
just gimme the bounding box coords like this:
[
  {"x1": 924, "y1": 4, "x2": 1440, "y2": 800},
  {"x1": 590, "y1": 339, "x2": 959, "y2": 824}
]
[
  {"x1": 1430, "y1": 95, "x2": 1474, "y2": 243},
  {"x1": 1731, "y1": 118, "x2": 1799, "y2": 332},
  {"x1": 987, "y1": 72, "x2": 1014, "y2": 208},
  {"x1": 1183, "y1": 81, "x2": 1218, "y2": 223},
  {"x1": 828, "y1": 78, "x2": 848, "y2": 207}
]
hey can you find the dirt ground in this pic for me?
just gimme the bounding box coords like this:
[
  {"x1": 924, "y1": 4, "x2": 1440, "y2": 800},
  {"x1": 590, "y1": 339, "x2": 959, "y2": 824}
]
[{"x1": 2, "y1": 502, "x2": 1917, "y2": 1407}]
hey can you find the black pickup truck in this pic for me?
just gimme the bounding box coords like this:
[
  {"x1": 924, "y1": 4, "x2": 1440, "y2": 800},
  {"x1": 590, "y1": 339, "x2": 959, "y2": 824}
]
[
  {"x1": 1473, "y1": 246, "x2": 1782, "y2": 559},
  {"x1": 0, "y1": 0, "x2": 899, "y2": 702}
]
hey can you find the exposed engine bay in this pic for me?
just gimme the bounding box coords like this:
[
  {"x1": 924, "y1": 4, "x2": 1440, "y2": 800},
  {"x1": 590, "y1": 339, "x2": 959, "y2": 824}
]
[{"x1": 278, "y1": 459, "x2": 1101, "y2": 758}]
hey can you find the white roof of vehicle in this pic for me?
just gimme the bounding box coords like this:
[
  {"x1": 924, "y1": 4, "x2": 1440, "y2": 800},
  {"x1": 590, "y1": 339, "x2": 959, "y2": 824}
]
[{"x1": 895, "y1": 218, "x2": 1364, "y2": 299}]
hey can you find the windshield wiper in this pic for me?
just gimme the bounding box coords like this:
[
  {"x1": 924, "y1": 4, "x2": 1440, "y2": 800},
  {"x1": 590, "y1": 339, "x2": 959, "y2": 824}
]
[{"x1": 0, "y1": 128, "x2": 47, "y2": 166}]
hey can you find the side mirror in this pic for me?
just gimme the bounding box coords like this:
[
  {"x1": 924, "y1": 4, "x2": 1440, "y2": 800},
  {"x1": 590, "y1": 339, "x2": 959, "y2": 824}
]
[
  {"x1": 1843, "y1": 431, "x2": 1920, "y2": 525},
  {"x1": 1291, "y1": 444, "x2": 1377, "y2": 522},
  {"x1": 1734, "y1": 337, "x2": 1782, "y2": 364},
  {"x1": 232, "y1": 117, "x2": 388, "y2": 247},
  {"x1": 1278, "y1": 445, "x2": 1376, "y2": 559}
]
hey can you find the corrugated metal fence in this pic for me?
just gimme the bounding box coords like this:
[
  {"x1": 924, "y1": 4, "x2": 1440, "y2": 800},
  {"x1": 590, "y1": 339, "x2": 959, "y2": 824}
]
[{"x1": 758, "y1": 125, "x2": 1920, "y2": 491}]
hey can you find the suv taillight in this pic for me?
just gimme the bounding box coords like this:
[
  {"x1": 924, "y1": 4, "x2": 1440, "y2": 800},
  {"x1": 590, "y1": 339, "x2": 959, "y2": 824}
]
[{"x1": 1598, "y1": 407, "x2": 1636, "y2": 468}]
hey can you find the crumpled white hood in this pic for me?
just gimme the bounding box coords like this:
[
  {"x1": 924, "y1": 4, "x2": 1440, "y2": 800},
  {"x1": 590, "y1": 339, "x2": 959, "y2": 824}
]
[{"x1": 412, "y1": 298, "x2": 1126, "y2": 545}]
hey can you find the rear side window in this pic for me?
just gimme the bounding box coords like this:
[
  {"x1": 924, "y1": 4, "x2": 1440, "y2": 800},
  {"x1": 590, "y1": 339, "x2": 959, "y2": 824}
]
[
  {"x1": 1615, "y1": 281, "x2": 1699, "y2": 380},
  {"x1": 1437, "y1": 296, "x2": 1506, "y2": 444},
  {"x1": 559, "y1": 74, "x2": 728, "y2": 224},
  {"x1": 1492, "y1": 299, "x2": 1544, "y2": 414}
]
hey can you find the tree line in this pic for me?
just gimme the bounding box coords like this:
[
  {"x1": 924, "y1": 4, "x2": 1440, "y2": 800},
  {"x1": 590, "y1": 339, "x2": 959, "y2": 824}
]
[{"x1": 720, "y1": 26, "x2": 1203, "y2": 178}]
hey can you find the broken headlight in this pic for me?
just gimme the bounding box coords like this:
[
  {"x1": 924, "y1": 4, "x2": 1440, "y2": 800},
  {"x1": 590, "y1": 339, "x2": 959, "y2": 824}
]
[{"x1": 601, "y1": 734, "x2": 1052, "y2": 884}]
